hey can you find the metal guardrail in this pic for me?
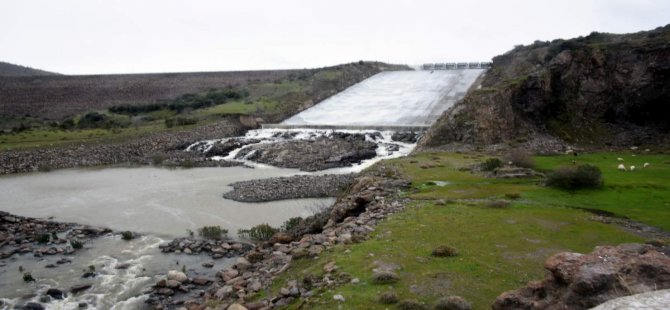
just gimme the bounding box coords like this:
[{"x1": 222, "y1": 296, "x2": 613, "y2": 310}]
[{"x1": 422, "y1": 62, "x2": 492, "y2": 70}]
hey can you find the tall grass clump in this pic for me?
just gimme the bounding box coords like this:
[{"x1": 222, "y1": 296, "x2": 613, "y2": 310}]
[
  {"x1": 481, "y1": 158, "x2": 503, "y2": 171},
  {"x1": 198, "y1": 225, "x2": 228, "y2": 240}
]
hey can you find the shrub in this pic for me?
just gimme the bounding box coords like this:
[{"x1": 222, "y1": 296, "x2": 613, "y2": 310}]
[
  {"x1": 546, "y1": 164, "x2": 603, "y2": 190},
  {"x1": 372, "y1": 271, "x2": 400, "y2": 284},
  {"x1": 504, "y1": 150, "x2": 535, "y2": 168},
  {"x1": 378, "y1": 292, "x2": 399, "y2": 304},
  {"x1": 432, "y1": 245, "x2": 458, "y2": 257},
  {"x1": 280, "y1": 217, "x2": 302, "y2": 232},
  {"x1": 504, "y1": 192, "x2": 521, "y2": 199},
  {"x1": 434, "y1": 296, "x2": 472, "y2": 310},
  {"x1": 35, "y1": 233, "x2": 50, "y2": 244},
  {"x1": 398, "y1": 299, "x2": 428, "y2": 310},
  {"x1": 247, "y1": 223, "x2": 278, "y2": 242},
  {"x1": 486, "y1": 200, "x2": 511, "y2": 209},
  {"x1": 198, "y1": 226, "x2": 228, "y2": 240},
  {"x1": 70, "y1": 239, "x2": 83, "y2": 249},
  {"x1": 121, "y1": 231, "x2": 134, "y2": 240},
  {"x1": 23, "y1": 272, "x2": 35, "y2": 282},
  {"x1": 481, "y1": 158, "x2": 503, "y2": 171}
]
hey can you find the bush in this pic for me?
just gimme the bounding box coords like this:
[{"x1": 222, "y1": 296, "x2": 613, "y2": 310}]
[
  {"x1": 23, "y1": 272, "x2": 35, "y2": 282},
  {"x1": 546, "y1": 164, "x2": 603, "y2": 190},
  {"x1": 434, "y1": 296, "x2": 472, "y2": 310},
  {"x1": 372, "y1": 271, "x2": 400, "y2": 284},
  {"x1": 504, "y1": 150, "x2": 535, "y2": 168},
  {"x1": 280, "y1": 217, "x2": 302, "y2": 232},
  {"x1": 247, "y1": 223, "x2": 278, "y2": 242},
  {"x1": 198, "y1": 226, "x2": 228, "y2": 240},
  {"x1": 70, "y1": 239, "x2": 83, "y2": 249},
  {"x1": 432, "y1": 245, "x2": 458, "y2": 257},
  {"x1": 121, "y1": 231, "x2": 134, "y2": 240},
  {"x1": 481, "y1": 158, "x2": 503, "y2": 171},
  {"x1": 398, "y1": 299, "x2": 428, "y2": 310},
  {"x1": 35, "y1": 233, "x2": 50, "y2": 244},
  {"x1": 378, "y1": 292, "x2": 399, "y2": 304}
]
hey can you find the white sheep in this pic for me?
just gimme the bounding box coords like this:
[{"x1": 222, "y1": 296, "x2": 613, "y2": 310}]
[
  {"x1": 618, "y1": 164, "x2": 626, "y2": 171},
  {"x1": 644, "y1": 162, "x2": 650, "y2": 168},
  {"x1": 565, "y1": 149, "x2": 574, "y2": 155},
  {"x1": 617, "y1": 157, "x2": 624, "y2": 162},
  {"x1": 630, "y1": 165, "x2": 636, "y2": 172}
]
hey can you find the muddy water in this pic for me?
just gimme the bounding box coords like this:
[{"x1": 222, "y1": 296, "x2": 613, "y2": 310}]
[
  {"x1": 0, "y1": 166, "x2": 334, "y2": 307},
  {"x1": 0, "y1": 166, "x2": 333, "y2": 237}
]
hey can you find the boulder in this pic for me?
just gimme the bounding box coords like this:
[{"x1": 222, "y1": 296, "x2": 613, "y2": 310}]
[
  {"x1": 492, "y1": 243, "x2": 670, "y2": 309},
  {"x1": 167, "y1": 270, "x2": 188, "y2": 283}
]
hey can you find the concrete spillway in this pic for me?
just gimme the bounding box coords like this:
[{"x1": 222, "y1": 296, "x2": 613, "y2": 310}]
[{"x1": 276, "y1": 69, "x2": 484, "y2": 130}]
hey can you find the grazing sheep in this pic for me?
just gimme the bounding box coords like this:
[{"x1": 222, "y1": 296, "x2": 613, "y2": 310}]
[
  {"x1": 644, "y1": 162, "x2": 650, "y2": 168},
  {"x1": 565, "y1": 149, "x2": 574, "y2": 155},
  {"x1": 630, "y1": 165, "x2": 636, "y2": 172},
  {"x1": 617, "y1": 157, "x2": 624, "y2": 162},
  {"x1": 618, "y1": 164, "x2": 627, "y2": 171}
]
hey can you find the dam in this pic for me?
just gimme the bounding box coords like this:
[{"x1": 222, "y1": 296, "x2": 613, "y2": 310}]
[{"x1": 269, "y1": 69, "x2": 485, "y2": 130}]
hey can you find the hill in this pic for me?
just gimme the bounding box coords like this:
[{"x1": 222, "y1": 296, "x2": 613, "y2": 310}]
[
  {"x1": 0, "y1": 62, "x2": 405, "y2": 120},
  {"x1": 420, "y1": 24, "x2": 670, "y2": 151},
  {"x1": 0, "y1": 61, "x2": 60, "y2": 77}
]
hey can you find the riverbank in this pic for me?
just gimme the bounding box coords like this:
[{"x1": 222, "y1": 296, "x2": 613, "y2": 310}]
[
  {"x1": 0, "y1": 119, "x2": 245, "y2": 174},
  {"x1": 223, "y1": 174, "x2": 355, "y2": 202}
]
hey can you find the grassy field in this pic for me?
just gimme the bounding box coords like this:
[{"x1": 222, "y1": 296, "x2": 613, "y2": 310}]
[{"x1": 262, "y1": 151, "x2": 669, "y2": 309}]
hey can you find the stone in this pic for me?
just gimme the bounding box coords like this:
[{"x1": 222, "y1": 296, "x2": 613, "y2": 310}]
[
  {"x1": 333, "y1": 294, "x2": 346, "y2": 302},
  {"x1": 157, "y1": 288, "x2": 175, "y2": 296},
  {"x1": 70, "y1": 284, "x2": 92, "y2": 294},
  {"x1": 22, "y1": 303, "x2": 45, "y2": 310},
  {"x1": 192, "y1": 277, "x2": 210, "y2": 285},
  {"x1": 269, "y1": 232, "x2": 293, "y2": 244},
  {"x1": 202, "y1": 262, "x2": 214, "y2": 268},
  {"x1": 592, "y1": 289, "x2": 670, "y2": 309},
  {"x1": 167, "y1": 270, "x2": 188, "y2": 283},
  {"x1": 234, "y1": 257, "x2": 251, "y2": 271},
  {"x1": 323, "y1": 261, "x2": 337, "y2": 273},
  {"x1": 166, "y1": 279, "x2": 181, "y2": 288},
  {"x1": 434, "y1": 296, "x2": 472, "y2": 310},
  {"x1": 45, "y1": 288, "x2": 66, "y2": 300},
  {"x1": 227, "y1": 303, "x2": 247, "y2": 310},
  {"x1": 215, "y1": 285, "x2": 234, "y2": 299}
]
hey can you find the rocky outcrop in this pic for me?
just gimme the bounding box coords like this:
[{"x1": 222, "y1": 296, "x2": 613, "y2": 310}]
[
  {"x1": 592, "y1": 289, "x2": 670, "y2": 310},
  {"x1": 223, "y1": 174, "x2": 355, "y2": 202},
  {"x1": 492, "y1": 243, "x2": 670, "y2": 310},
  {"x1": 234, "y1": 133, "x2": 378, "y2": 171},
  {"x1": 421, "y1": 25, "x2": 670, "y2": 151}
]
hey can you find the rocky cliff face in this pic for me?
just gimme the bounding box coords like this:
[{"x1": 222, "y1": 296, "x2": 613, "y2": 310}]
[{"x1": 421, "y1": 25, "x2": 670, "y2": 150}]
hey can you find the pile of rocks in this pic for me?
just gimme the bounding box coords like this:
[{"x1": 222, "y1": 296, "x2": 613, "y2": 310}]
[
  {"x1": 158, "y1": 238, "x2": 254, "y2": 259},
  {"x1": 0, "y1": 211, "x2": 110, "y2": 259},
  {"x1": 146, "y1": 170, "x2": 411, "y2": 309},
  {"x1": 223, "y1": 174, "x2": 355, "y2": 202},
  {"x1": 492, "y1": 243, "x2": 670, "y2": 309},
  {"x1": 234, "y1": 134, "x2": 379, "y2": 171}
]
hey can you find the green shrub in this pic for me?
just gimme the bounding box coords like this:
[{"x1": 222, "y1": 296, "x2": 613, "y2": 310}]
[
  {"x1": 546, "y1": 164, "x2": 603, "y2": 190},
  {"x1": 121, "y1": 231, "x2": 134, "y2": 241},
  {"x1": 280, "y1": 217, "x2": 302, "y2": 231},
  {"x1": 434, "y1": 296, "x2": 472, "y2": 310},
  {"x1": 247, "y1": 223, "x2": 278, "y2": 242},
  {"x1": 378, "y1": 292, "x2": 399, "y2": 304},
  {"x1": 372, "y1": 271, "x2": 400, "y2": 284},
  {"x1": 481, "y1": 158, "x2": 503, "y2": 171},
  {"x1": 198, "y1": 226, "x2": 228, "y2": 240},
  {"x1": 398, "y1": 299, "x2": 428, "y2": 310},
  {"x1": 35, "y1": 233, "x2": 50, "y2": 244},
  {"x1": 23, "y1": 272, "x2": 35, "y2": 282},
  {"x1": 70, "y1": 239, "x2": 83, "y2": 249},
  {"x1": 432, "y1": 245, "x2": 458, "y2": 257}
]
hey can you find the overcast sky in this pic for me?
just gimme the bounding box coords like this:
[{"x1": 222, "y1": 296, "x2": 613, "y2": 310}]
[{"x1": 1, "y1": 0, "x2": 668, "y2": 75}]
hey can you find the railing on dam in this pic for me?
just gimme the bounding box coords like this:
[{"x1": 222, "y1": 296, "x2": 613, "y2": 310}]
[{"x1": 422, "y1": 62, "x2": 492, "y2": 70}]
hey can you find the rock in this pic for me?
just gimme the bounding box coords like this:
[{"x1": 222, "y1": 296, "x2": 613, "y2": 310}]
[
  {"x1": 307, "y1": 245, "x2": 324, "y2": 257},
  {"x1": 215, "y1": 285, "x2": 234, "y2": 299},
  {"x1": 234, "y1": 257, "x2": 251, "y2": 271},
  {"x1": 157, "y1": 288, "x2": 175, "y2": 296},
  {"x1": 45, "y1": 288, "x2": 66, "y2": 300},
  {"x1": 269, "y1": 232, "x2": 294, "y2": 244},
  {"x1": 333, "y1": 294, "x2": 346, "y2": 302},
  {"x1": 166, "y1": 279, "x2": 181, "y2": 289},
  {"x1": 227, "y1": 303, "x2": 247, "y2": 310},
  {"x1": 432, "y1": 245, "x2": 458, "y2": 257},
  {"x1": 492, "y1": 243, "x2": 670, "y2": 309},
  {"x1": 192, "y1": 277, "x2": 210, "y2": 286},
  {"x1": 372, "y1": 271, "x2": 400, "y2": 284},
  {"x1": 202, "y1": 262, "x2": 214, "y2": 268},
  {"x1": 167, "y1": 270, "x2": 188, "y2": 283},
  {"x1": 224, "y1": 174, "x2": 354, "y2": 203},
  {"x1": 351, "y1": 278, "x2": 360, "y2": 284},
  {"x1": 70, "y1": 284, "x2": 92, "y2": 294},
  {"x1": 22, "y1": 303, "x2": 45, "y2": 310},
  {"x1": 323, "y1": 261, "x2": 337, "y2": 273},
  {"x1": 592, "y1": 289, "x2": 670, "y2": 309}
]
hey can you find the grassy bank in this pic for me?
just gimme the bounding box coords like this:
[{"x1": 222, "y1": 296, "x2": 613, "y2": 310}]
[{"x1": 262, "y1": 151, "x2": 669, "y2": 309}]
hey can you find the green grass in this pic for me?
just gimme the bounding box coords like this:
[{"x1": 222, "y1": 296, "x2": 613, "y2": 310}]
[
  {"x1": 195, "y1": 100, "x2": 279, "y2": 116},
  {"x1": 263, "y1": 151, "x2": 668, "y2": 309}
]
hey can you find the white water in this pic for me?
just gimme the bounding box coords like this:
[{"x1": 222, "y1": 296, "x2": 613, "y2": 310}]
[{"x1": 283, "y1": 70, "x2": 484, "y2": 127}]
